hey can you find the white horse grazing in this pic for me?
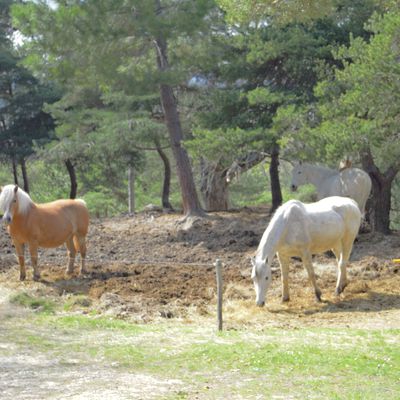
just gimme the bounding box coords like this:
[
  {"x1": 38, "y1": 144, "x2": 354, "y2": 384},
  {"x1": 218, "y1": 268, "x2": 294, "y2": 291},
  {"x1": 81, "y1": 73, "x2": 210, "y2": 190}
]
[
  {"x1": 290, "y1": 162, "x2": 372, "y2": 215},
  {"x1": 251, "y1": 196, "x2": 361, "y2": 306}
]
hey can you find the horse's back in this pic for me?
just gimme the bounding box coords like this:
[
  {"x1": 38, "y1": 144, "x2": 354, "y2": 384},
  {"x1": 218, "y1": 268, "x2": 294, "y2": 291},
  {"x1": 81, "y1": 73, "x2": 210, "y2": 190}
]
[
  {"x1": 35, "y1": 199, "x2": 89, "y2": 241},
  {"x1": 285, "y1": 197, "x2": 360, "y2": 254},
  {"x1": 279, "y1": 199, "x2": 341, "y2": 254},
  {"x1": 339, "y1": 168, "x2": 372, "y2": 213},
  {"x1": 314, "y1": 196, "x2": 361, "y2": 234},
  {"x1": 316, "y1": 167, "x2": 371, "y2": 213}
]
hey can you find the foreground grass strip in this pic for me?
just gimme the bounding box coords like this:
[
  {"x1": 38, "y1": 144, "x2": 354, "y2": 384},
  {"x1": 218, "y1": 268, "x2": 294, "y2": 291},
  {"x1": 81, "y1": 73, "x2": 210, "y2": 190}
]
[{"x1": 3, "y1": 313, "x2": 400, "y2": 399}]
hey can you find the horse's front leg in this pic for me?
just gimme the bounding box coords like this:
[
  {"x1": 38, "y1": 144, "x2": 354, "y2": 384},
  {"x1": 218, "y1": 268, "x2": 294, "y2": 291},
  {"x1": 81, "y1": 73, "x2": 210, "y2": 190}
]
[
  {"x1": 302, "y1": 251, "x2": 322, "y2": 301},
  {"x1": 28, "y1": 243, "x2": 40, "y2": 281},
  {"x1": 277, "y1": 254, "x2": 290, "y2": 302},
  {"x1": 13, "y1": 241, "x2": 26, "y2": 281}
]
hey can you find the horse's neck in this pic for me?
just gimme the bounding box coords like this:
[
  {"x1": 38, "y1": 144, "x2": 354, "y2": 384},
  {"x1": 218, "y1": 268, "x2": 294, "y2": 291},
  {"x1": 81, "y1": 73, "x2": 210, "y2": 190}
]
[
  {"x1": 306, "y1": 165, "x2": 337, "y2": 187},
  {"x1": 256, "y1": 209, "x2": 287, "y2": 262},
  {"x1": 15, "y1": 202, "x2": 35, "y2": 222}
]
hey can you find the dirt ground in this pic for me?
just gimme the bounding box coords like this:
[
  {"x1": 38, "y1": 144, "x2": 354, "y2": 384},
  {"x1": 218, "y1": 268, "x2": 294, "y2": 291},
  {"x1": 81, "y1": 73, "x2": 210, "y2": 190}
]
[{"x1": 0, "y1": 207, "x2": 400, "y2": 329}]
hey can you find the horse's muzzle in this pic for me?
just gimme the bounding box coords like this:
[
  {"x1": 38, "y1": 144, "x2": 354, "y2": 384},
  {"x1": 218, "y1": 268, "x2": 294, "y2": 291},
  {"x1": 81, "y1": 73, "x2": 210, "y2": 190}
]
[{"x1": 2, "y1": 215, "x2": 11, "y2": 225}]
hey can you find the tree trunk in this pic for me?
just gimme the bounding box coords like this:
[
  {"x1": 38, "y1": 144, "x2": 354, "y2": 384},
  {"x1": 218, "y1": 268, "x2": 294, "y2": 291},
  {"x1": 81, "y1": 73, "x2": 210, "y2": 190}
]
[
  {"x1": 269, "y1": 144, "x2": 282, "y2": 212},
  {"x1": 11, "y1": 155, "x2": 19, "y2": 186},
  {"x1": 20, "y1": 158, "x2": 29, "y2": 193},
  {"x1": 156, "y1": 145, "x2": 174, "y2": 210},
  {"x1": 159, "y1": 82, "x2": 203, "y2": 216},
  {"x1": 361, "y1": 148, "x2": 399, "y2": 234},
  {"x1": 65, "y1": 159, "x2": 77, "y2": 199},
  {"x1": 200, "y1": 160, "x2": 229, "y2": 211},
  {"x1": 369, "y1": 179, "x2": 392, "y2": 234},
  {"x1": 128, "y1": 166, "x2": 135, "y2": 214},
  {"x1": 154, "y1": 20, "x2": 203, "y2": 217}
]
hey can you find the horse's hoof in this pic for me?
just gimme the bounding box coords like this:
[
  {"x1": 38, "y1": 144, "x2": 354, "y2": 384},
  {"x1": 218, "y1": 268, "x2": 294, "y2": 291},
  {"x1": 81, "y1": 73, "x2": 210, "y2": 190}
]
[
  {"x1": 33, "y1": 275, "x2": 40, "y2": 282},
  {"x1": 315, "y1": 291, "x2": 322, "y2": 302},
  {"x1": 19, "y1": 275, "x2": 26, "y2": 281},
  {"x1": 335, "y1": 284, "x2": 347, "y2": 296},
  {"x1": 281, "y1": 296, "x2": 290, "y2": 303}
]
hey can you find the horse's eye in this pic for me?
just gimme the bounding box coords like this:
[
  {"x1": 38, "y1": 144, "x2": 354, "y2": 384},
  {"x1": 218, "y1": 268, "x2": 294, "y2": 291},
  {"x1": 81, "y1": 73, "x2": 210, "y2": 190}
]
[
  {"x1": 265, "y1": 276, "x2": 269, "y2": 281},
  {"x1": 298, "y1": 171, "x2": 301, "y2": 174},
  {"x1": 13, "y1": 199, "x2": 17, "y2": 203}
]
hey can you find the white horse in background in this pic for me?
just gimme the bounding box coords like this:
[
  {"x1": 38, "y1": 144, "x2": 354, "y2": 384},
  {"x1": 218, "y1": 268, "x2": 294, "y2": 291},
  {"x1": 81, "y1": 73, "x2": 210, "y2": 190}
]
[
  {"x1": 251, "y1": 196, "x2": 361, "y2": 307},
  {"x1": 290, "y1": 162, "x2": 372, "y2": 215}
]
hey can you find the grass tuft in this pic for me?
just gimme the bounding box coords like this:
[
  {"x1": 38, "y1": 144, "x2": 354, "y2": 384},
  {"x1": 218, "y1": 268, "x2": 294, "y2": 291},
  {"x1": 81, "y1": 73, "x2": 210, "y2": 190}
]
[{"x1": 10, "y1": 292, "x2": 56, "y2": 314}]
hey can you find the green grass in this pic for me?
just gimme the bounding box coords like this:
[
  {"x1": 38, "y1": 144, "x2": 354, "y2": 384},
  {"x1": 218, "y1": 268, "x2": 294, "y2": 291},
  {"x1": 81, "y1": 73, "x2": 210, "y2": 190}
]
[
  {"x1": 50, "y1": 314, "x2": 148, "y2": 332},
  {"x1": 3, "y1": 311, "x2": 399, "y2": 399},
  {"x1": 5, "y1": 289, "x2": 400, "y2": 398},
  {"x1": 62, "y1": 295, "x2": 92, "y2": 311},
  {"x1": 10, "y1": 292, "x2": 56, "y2": 314}
]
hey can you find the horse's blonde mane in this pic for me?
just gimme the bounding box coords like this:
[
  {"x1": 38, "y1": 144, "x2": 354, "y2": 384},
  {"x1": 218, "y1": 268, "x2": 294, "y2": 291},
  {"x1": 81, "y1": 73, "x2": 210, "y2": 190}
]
[{"x1": 0, "y1": 185, "x2": 33, "y2": 215}]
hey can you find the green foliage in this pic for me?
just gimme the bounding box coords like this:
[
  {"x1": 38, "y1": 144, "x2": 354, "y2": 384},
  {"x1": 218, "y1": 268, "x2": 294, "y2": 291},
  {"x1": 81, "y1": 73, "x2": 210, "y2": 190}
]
[
  {"x1": 0, "y1": 1, "x2": 60, "y2": 169},
  {"x1": 26, "y1": 160, "x2": 70, "y2": 202},
  {"x1": 11, "y1": 0, "x2": 219, "y2": 212},
  {"x1": 229, "y1": 164, "x2": 316, "y2": 207},
  {"x1": 7, "y1": 0, "x2": 399, "y2": 217},
  {"x1": 187, "y1": 127, "x2": 263, "y2": 164},
  {"x1": 186, "y1": 1, "x2": 378, "y2": 189},
  {"x1": 83, "y1": 190, "x2": 120, "y2": 218},
  {"x1": 281, "y1": 10, "x2": 400, "y2": 169},
  {"x1": 217, "y1": 0, "x2": 336, "y2": 25}
]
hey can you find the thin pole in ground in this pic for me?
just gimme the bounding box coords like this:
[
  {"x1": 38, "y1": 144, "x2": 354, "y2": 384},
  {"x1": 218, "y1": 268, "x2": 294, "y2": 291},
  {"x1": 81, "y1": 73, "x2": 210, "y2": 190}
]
[{"x1": 214, "y1": 259, "x2": 223, "y2": 331}]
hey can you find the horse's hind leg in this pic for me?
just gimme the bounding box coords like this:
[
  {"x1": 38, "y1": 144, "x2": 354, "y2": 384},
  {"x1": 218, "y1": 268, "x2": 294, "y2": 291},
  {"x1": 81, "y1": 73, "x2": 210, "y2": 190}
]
[
  {"x1": 302, "y1": 251, "x2": 322, "y2": 301},
  {"x1": 73, "y1": 235, "x2": 87, "y2": 275},
  {"x1": 28, "y1": 243, "x2": 40, "y2": 281},
  {"x1": 334, "y1": 241, "x2": 353, "y2": 295},
  {"x1": 65, "y1": 237, "x2": 76, "y2": 275},
  {"x1": 13, "y1": 241, "x2": 26, "y2": 281}
]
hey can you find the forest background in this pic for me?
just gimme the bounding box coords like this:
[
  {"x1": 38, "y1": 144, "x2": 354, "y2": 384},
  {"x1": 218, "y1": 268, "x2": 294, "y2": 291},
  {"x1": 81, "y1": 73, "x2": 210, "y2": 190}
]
[{"x1": 1, "y1": 0, "x2": 400, "y2": 233}]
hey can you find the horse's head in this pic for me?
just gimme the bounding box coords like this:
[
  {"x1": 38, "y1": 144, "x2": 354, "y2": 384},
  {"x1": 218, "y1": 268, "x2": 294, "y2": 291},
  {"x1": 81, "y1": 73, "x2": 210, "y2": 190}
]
[
  {"x1": 0, "y1": 185, "x2": 19, "y2": 225},
  {"x1": 251, "y1": 256, "x2": 272, "y2": 307},
  {"x1": 290, "y1": 161, "x2": 307, "y2": 192}
]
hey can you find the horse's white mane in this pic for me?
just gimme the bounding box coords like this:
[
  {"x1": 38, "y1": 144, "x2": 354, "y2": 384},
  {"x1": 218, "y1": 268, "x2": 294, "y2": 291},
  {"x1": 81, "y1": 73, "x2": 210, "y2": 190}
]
[
  {"x1": 256, "y1": 200, "x2": 301, "y2": 265},
  {"x1": 0, "y1": 185, "x2": 33, "y2": 215}
]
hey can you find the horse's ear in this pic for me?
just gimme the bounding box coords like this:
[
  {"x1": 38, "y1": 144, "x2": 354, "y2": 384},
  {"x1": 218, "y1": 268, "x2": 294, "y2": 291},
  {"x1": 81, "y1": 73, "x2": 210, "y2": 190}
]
[{"x1": 13, "y1": 185, "x2": 18, "y2": 194}]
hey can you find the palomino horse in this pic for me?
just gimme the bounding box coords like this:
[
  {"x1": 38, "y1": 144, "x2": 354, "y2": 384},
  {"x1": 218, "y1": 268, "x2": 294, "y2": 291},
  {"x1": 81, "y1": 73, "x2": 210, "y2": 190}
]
[
  {"x1": 290, "y1": 161, "x2": 372, "y2": 215},
  {"x1": 0, "y1": 185, "x2": 89, "y2": 281},
  {"x1": 251, "y1": 196, "x2": 361, "y2": 306}
]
